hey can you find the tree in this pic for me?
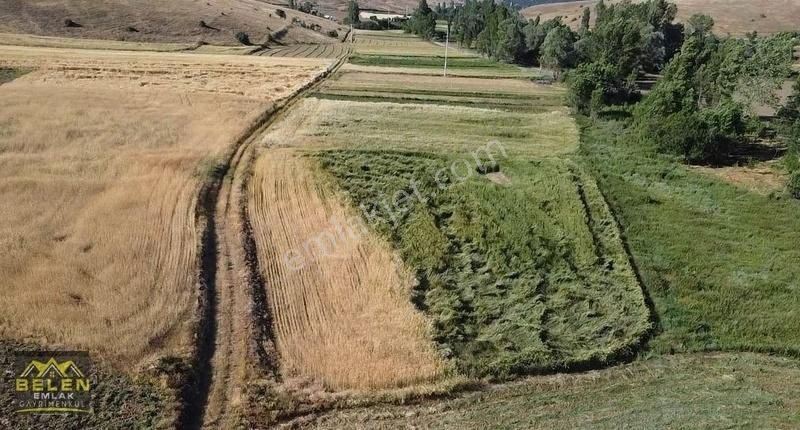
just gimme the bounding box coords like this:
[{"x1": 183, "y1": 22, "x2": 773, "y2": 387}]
[
  {"x1": 540, "y1": 26, "x2": 575, "y2": 77},
  {"x1": 523, "y1": 17, "x2": 564, "y2": 65},
  {"x1": 345, "y1": 0, "x2": 360, "y2": 25},
  {"x1": 496, "y1": 16, "x2": 525, "y2": 63},
  {"x1": 408, "y1": 0, "x2": 436, "y2": 39},
  {"x1": 686, "y1": 14, "x2": 714, "y2": 38},
  {"x1": 567, "y1": 60, "x2": 616, "y2": 114}
]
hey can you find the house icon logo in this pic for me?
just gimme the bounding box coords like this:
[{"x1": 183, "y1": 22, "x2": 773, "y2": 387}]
[{"x1": 12, "y1": 351, "x2": 92, "y2": 414}]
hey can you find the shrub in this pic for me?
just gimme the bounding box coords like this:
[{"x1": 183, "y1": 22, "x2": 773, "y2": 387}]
[
  {"x1": 276, "y1": 8, "x2": 286, "y2": 19},
  {"x1": 235, "y1": 31, "x2": 251, "y2": 45},
  {"x1": 789, "y1": 172, "x2": 800, "y2": 199},
  {"x1": 327, "y1": 29, "x2": 338, "y2": 38}
]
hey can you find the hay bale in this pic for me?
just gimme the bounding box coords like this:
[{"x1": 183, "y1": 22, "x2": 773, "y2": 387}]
[{"x1": 476, "y1": 161, "x2": 500, "y2": 175}]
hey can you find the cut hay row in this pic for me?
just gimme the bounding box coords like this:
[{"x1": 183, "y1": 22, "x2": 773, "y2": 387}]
[
  {"x1": 0, "y1": 46, "x2": 331, "y2": 369},
  {"x1": 247, "y1": 148, "x2": 444, "y2": 390},
  {"x1": 311, "y1": 151, "x2": 650, "y2": 378}
]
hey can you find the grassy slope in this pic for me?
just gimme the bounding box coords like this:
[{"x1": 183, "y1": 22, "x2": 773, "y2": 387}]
[
  {"x1": 306, "y1": 353, "x2": 800, "y2": 429},
  {"x1": 0, "y1": 0, "x2": 342, "y2": 45},
  {"x1": 579, "y1": 119, "x2": 800, "y2": 356}
]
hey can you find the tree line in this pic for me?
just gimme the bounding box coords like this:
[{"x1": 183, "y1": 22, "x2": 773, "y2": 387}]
[{"x1": 402, "y1": 0, "x2": 800, "y2": 196}]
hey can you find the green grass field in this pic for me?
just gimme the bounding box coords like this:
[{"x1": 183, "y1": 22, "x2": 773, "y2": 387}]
[
  {"x1": 313, "y1": 150, "x2": 650, "y2": 378},
  {"x1": 306, "y1": 353, "x2": 800, "y2": 429},
  {"x1": 579, "y1": 118, "x2": 800, "y2": 357}
]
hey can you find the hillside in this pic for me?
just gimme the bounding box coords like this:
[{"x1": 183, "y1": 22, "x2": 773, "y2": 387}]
[
  {"x1": 288, "y1": 0, "x2": 419, "y2": 20},
  {"x1": 0, "y1": 0, "x2": 344, "y2": 46},
  {"x1": 522, "y1": 0, "x2": 800, "y2": 35}
]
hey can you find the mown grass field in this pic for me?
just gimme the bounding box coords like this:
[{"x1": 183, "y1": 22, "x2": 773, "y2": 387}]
[{"x1": 313, "y1": 151, "x2": 649, "y2": 378}]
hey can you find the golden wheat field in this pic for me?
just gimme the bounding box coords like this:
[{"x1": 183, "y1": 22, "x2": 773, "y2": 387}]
[
  {"x1": 0, "y1": 46, "x2": 331, "y2": 369},
  {"x1": 247, "y1": 148, "x2": 445, "y2": 390}
]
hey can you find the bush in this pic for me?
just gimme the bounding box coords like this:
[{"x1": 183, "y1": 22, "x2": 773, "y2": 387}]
[
  {"x1": 788, "y1": 172, "x2": 800, "y2": 199},
  {"x1": 355, "y1": 20, "x2": 383, "y2": 31},
  {"x1": 275, "y1": 8, "x2": 286, "y2": 19},
  {"x1": 235, "y1": 31, "x2": 251, "y2": 45},
  {"x1": 327, "y1": 29, "x2": 338, "y2": 38}
]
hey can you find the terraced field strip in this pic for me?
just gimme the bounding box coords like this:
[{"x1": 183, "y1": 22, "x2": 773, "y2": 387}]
[
  {"x1": 354, "y1": 29, "x2": 476, "y2": 57},
  {"x1": 342, "y1": 62, "x2": 544, "y2": 79},
  {"x1": 316, "y1": 71, "x2": 564, "y2": 110}
]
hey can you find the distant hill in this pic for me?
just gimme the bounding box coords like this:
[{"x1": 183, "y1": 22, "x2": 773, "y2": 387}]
[
  {"x1": 522, "y1": 0, "x2": 800, "y2": 35},
  {"x1": 289, "y1": 0, "x2": 420, "y2": 20},
  {"x1": 0, "y1": 0, "x2": 344, "y2": 46}
]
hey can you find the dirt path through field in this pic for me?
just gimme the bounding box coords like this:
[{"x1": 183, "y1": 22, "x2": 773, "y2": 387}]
[{"x1": 190, "y1": 51, "x2": 350, "y2": 430}]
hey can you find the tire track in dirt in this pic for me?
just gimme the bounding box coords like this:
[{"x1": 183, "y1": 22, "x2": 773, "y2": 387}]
[{"x1": 181, "y1": 49, "x2": 350, "y2": 430}]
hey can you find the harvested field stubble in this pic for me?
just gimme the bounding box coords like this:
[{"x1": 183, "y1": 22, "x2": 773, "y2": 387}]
[
  {"x1": 247, "y1": 149, "x2": 445, "y2": 390},
  {"x1": 0, "y1": 47, "x2": 331, "y2": 369}
]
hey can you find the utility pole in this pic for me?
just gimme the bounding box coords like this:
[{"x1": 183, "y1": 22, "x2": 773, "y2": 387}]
[{"x1": 443, "y1": 24, "x2": 449, "y2": 78}]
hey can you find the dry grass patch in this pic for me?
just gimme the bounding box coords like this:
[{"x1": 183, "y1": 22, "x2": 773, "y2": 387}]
[
  {"x1": 0, "y1": 0, "x2": 342, "y2": 45},
  {"x1": 689, "y1": 163, "x2": 788, "y2": 195},
  {"x1": 261, "y1": 97, "x2": 577, "y2": 157},
  {"x1": 247, "y1": 149, "x2": 445, "y2": 390},
  {"x1": 0, "y1": 48, "x2": 330, "y2": 370}
]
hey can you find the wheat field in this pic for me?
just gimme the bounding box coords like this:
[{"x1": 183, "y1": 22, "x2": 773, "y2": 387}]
[
  {"x1": 0, "y1": 47, "x2": 330, "y2": 369},
  {"x1": 247, "y1": 149, "x2": 445, "y2": 390}
]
